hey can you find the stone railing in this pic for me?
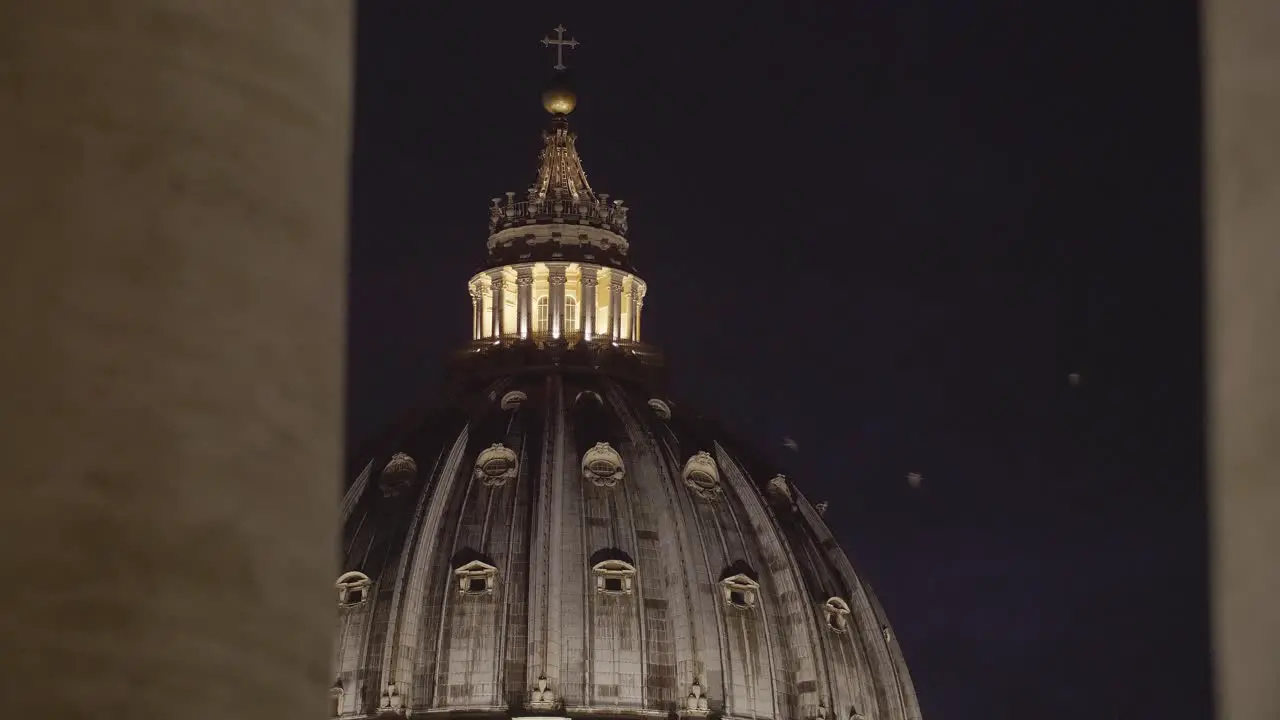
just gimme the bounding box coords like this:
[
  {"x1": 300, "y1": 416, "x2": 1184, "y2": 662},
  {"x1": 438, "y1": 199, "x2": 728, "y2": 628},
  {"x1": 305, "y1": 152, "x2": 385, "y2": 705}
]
[
  {"x1": 488, "y1": 195, "x2": 629, "y2": 236},
  {"x1": 452, "y1": 336, "x2": 665, "y2": 385}
]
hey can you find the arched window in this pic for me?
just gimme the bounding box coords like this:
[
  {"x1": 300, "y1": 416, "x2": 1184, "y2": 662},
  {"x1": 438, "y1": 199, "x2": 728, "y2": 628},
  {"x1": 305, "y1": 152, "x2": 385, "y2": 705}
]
[
  {"x1": 336, "y1": 571, "x2": 372, "y2": 607},
  {"x1": 564, "y1": 295, "x2": 578, "y2": 333},
  {"x1": 535, "y1": 296, "x2": 549, "y2": 333}
]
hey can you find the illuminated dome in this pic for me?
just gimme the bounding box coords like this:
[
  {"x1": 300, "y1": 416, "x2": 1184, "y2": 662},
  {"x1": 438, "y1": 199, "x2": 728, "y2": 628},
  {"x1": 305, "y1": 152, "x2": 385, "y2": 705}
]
[{"x1": 332, "y1": 26, "x2": 923, "y2": 720}]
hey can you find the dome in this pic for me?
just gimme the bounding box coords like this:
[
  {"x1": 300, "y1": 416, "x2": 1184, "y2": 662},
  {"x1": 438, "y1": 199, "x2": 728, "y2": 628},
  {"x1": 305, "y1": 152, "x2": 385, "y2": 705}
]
[
  {"x1": 334, "y1": 26, "x2": 920, "y2": 720},
  {"x1": 334, "y1": 367, "x2": 921, "y2": 719}
]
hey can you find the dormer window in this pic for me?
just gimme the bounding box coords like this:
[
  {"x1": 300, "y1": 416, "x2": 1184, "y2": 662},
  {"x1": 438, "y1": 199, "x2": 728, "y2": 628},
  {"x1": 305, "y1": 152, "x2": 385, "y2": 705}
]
[
  {"x1": 647, "y1": 398, "x2": 672, "y2": 420},
  {"x1": 768, "y1": 474, "x2": 792, "y2": 501},
  {"x1": 581, "y1": 441, "x2": 625, "y2": 487},
  {"x1": 378, "y1": 452, "x2": 417, "y2": 497},
  {"x1": 336, "y1": 571, "x2": 372, "y2": 608},
  {"x1": 500, "y1": 390, "x2": 528, "y2": 409},
  {"x1": 455, "y1": 558, "x2": 498, "y2": 595},
  {"x1": 682, "y1": 451, "x2": 721, "y2": 501},
  {"x1": 719, "y1": 564, "x2": 760, "y2": 609},
  {"x1": 592, "y1": 551, "x2": 637, "y2": 595},
  {"x1": 823, "y1": 597, "x2": 852, "y2": 633},
  {"x1": 473, "y1": 443, "x2": 518, "y2": 487}
]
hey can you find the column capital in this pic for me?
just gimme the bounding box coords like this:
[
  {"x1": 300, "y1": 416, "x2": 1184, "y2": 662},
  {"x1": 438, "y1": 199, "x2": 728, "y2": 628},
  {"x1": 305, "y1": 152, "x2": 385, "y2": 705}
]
[{"x1": 515, "y1": 263, "x2": 535, "y2": 279}]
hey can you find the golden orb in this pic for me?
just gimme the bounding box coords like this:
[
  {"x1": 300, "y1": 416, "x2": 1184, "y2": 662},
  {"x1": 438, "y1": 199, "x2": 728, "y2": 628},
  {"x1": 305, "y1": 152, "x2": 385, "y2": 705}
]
[{"x1": 541, "y1": 73, "x2": 577, "y2": 115}]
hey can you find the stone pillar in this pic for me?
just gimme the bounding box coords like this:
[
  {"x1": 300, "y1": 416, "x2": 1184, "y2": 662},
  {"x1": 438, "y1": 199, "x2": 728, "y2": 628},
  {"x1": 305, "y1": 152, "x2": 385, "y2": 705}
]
[
  {"x1": 609, "y1": 276, "x2": 625, "y2": 341},
  {"x1": 470, "y1": 284, "x2": 484, "y2": 340},
  {"x1": 516, "y1": 264, "x2": 535, "y2": 339},
  {"x1": 1207, "y1": 1, "x2": 1280, "y2": 718},
  {"x1": 0, "y1": 5, "x2": 351, "y2": 720},
  {"x1": 580, "y1": 266, "x2": 599, "y2": 341},
  {"x1": 626, "y1": 280, "x2": 640, "y2": 341},
  {"x1": 489, "y1": 272, "x2": 506, "y2": 339},
  {"x1": 634, "y1": 287, "x2": 645, "y2": 342},
  {"x1": 548, "y1": 263, "x2": 568, "y2": 340}
]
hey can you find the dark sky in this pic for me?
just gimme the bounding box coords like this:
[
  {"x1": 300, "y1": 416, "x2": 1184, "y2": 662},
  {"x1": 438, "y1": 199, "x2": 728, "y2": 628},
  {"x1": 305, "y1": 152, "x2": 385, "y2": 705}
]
[{"x1": 348, "y1": 2, "x2": 1207, "y2": 718}]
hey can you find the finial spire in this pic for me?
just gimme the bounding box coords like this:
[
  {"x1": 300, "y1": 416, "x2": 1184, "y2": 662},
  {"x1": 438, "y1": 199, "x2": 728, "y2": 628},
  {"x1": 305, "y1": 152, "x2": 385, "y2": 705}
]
[{"x1": 541, "y1": 25, "x2": 579, "y2": 71}]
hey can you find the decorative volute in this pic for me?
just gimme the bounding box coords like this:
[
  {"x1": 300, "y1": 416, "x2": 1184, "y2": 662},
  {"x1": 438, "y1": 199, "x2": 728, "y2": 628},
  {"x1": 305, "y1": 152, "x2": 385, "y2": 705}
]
[
  {"x1": 530, "y1": 674, "x2": 557, "y2": 709},
  {"x1": 684, "y1": 679, "x2": 711, "y2": 717},
  {"x1": 379, "y1": 680, "x2": 405, "y2": 713}
]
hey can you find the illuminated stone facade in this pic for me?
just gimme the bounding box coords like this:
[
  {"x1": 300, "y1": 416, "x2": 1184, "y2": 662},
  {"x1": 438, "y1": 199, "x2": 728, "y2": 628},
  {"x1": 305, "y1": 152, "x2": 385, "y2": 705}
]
[{"x1": 333, "y1": 31, "x2": 920, "y2": 720}]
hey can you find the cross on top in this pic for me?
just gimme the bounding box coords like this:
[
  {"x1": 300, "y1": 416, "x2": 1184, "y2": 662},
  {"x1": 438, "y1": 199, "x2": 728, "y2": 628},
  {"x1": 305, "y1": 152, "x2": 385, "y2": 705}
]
[{"x1": 541, "y1": 25, "x2": 579, "y2": 71}]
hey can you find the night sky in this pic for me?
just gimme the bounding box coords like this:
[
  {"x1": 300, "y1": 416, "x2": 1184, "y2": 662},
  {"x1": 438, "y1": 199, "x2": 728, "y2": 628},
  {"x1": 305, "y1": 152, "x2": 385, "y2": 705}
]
[{"x1": 348, "y1": 3, "x2": 1207, "y2": 718}]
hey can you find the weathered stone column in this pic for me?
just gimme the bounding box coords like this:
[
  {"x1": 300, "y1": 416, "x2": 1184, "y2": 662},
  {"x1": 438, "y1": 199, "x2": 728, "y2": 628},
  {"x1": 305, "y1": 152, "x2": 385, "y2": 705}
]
[
  {"x1": 490, "y1": 272, "x2": 506, "y2": 338},
  {"x1": 580, "y1": 266, "x2": 599, "y2": 341},
  {"x1": 516, "y1": 264, "x2": 535, "y2": 339},
  {"x1": 1207, "y1": 1, "x2": 1280, "y2": 718},
  {"x1": 0, "y1": 4, "x2": 351, "y2": 720},
  {"x1": 471, "y1": 282, "x2": 486, "y2": 340},
  {"x1": 548, "y1": 263, "x2": 568, "y2": 339},
  {"x1": 626, "y1": 280, "x2": 640, "y2": 341},
  {"x1": 609, "y1": 275, "x2": 624, "y2": 341},
  {"x1": 633, "y1": 286, "x2": 645, "y2": 342}
]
